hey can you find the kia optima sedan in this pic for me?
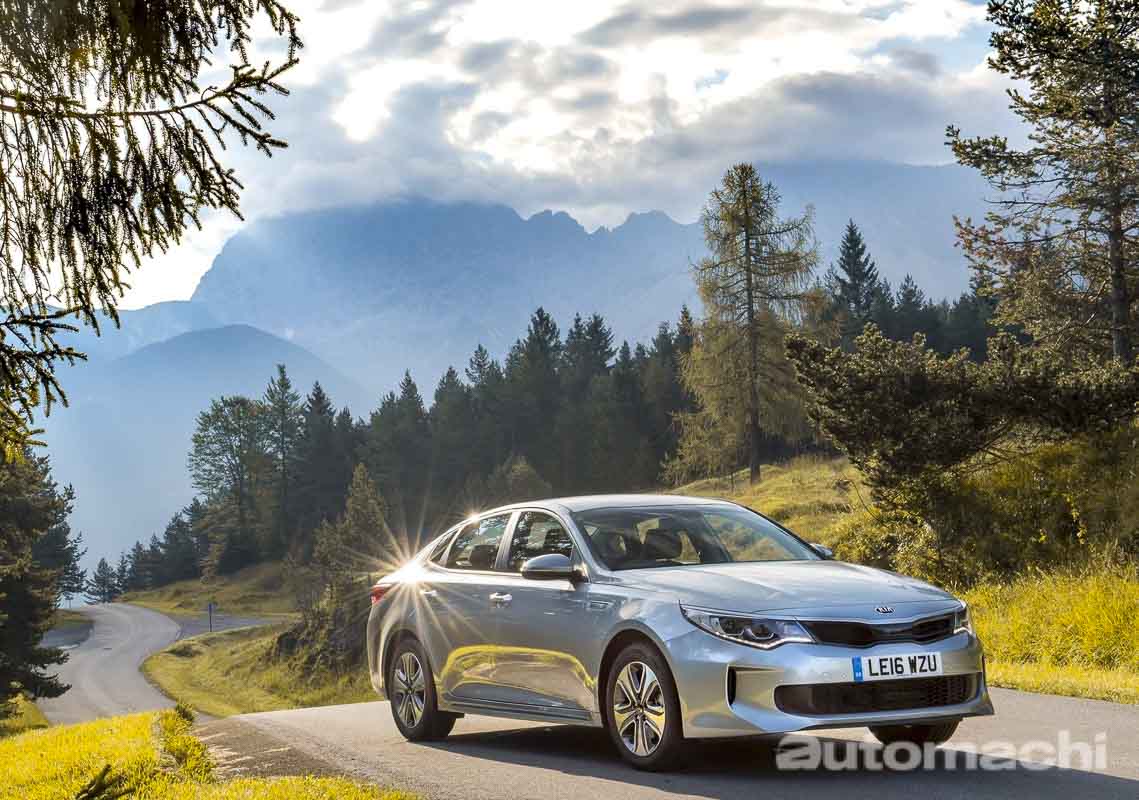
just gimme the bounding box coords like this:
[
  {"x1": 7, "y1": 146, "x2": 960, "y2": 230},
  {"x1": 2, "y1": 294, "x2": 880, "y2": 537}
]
[{"x1": 366, "y1": 495, "x2": 993, "y2": 770}]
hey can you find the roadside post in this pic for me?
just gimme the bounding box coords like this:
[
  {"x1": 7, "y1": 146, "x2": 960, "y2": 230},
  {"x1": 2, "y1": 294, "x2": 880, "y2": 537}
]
[{"x1": 208, "y1": 601, "x2": 216, "y2": 632}]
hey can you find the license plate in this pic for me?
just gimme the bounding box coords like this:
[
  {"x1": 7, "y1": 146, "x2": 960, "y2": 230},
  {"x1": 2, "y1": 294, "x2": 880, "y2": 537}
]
[{"x1": 852, "y1": 652, "x2": 943, "y2": 682}]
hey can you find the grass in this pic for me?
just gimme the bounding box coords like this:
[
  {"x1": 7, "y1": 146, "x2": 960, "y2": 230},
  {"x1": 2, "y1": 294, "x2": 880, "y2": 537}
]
[
  {"x1": 123, "y1": 561, "x2": 299, "y2": 617},
  {"x1": 143, "y1": 625, "x2": 373, "y2": 717},
  {"x1": 0, "y1": 696, "x2": 49, "y2": 739},
  {"x1": 679, "y1": 454, "x2": 865, "y2": 546},
  {"x1": 0, "y1": 705, "x2": 414, "y2": 800},
  {"x1": 963, "y1": 564, "x2": 1139, "y2": 703},
  {"x1": 54, "y1": 608, "x2": 91, "y2": 628}
]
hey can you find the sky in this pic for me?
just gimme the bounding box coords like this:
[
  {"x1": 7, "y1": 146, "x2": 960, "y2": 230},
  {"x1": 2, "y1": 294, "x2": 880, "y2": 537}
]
[{"x1": 121, "y1": 0, "x2": 1017, "y2": 308}]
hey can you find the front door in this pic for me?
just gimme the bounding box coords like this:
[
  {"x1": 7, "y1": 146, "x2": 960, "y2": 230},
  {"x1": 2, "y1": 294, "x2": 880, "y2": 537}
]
[{"x1": 491, "y1": 511, "x2": 604, "y2": 718}]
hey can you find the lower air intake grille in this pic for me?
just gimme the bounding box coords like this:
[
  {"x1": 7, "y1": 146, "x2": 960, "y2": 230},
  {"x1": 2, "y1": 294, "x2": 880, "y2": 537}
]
[{"x1": 774, "y1": 674, "x2": 979, "y2": 716}]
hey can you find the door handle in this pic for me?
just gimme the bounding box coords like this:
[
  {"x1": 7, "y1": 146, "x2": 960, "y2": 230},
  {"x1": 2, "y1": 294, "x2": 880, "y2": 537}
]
[{"x1": 489, "y1": 592, "x2": 513, "y2": 607}]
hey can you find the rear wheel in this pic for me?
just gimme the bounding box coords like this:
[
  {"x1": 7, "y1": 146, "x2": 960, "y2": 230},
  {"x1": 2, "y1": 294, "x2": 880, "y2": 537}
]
[
  {"x1": 387, "y1": 637, "x2": 456, "y2": 741},
  {"x1": 604, "y1": 641, "x2": 686, "y2": 770},
  {"x1": 869, "y1": 720, "x2": 959, "y2": 746}
]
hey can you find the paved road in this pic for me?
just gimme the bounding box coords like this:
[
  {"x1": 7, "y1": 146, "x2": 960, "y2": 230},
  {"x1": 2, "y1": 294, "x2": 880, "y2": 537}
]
[
  {"x1": 225, "y1": 691, "x2": 1139, "y2": 800},
  {"x1": 38, "y1": 603, "x2": 271, "y2": 725},
  {"x1": 39, "y1": 603, "x2": 180, "y2": 725}
]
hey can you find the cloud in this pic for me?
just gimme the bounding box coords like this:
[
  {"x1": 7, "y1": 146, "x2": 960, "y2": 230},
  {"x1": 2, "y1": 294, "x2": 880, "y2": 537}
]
[{"x1": 120, "y1": 0, "x2": 1014, "y2": 308}]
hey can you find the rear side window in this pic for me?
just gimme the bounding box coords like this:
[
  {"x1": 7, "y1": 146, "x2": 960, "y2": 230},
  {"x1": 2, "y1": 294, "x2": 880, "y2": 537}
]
[
  {"x1": 427, "y1": 532, "x2": 455, "y2": 564},
  {"x1": 446, "y1": 513, "x2": 511, "y2": 570},
  {"x1": 506, "y1": 512, "x2": 574, "y2": 571}
]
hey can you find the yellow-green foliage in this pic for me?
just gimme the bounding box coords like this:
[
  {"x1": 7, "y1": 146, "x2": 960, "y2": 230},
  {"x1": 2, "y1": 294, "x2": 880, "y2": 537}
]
[
  {"x1": 2, "y1": 707, "x2": 417, "y2": 800},
  {"x1": 964, "y1": 563, "x2": 1139, "y2": 704},
  {"x1": 0, "y1": 712, "x2": 158, "y2": 800},
  {"x1": 679, "y1": 455, "x2": 862, "y2": 544},
  {"x1": 965, "y1": 563, "x2": 1139, "y2": 672},
  {"x1": 0, "y1": 696, "x2": 49, "y2": 738},
  {"x1": 124, "y1": 561, "x2": 298, "y2": 616},
  {"x1": 143, "y1": 625, "x2": 372, "y2": 718},
  {"x1": 139, "y1": 777, "x2": 418, "y2": 800}
]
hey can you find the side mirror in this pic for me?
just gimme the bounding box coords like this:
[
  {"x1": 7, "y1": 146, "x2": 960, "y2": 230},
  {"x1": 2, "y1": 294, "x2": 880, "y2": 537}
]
[
  {"x1": 521, "y1": 553, "x2": 580, "y2": 582},
  {"x1": 812, "y1": 543, "x2": 834, "y2": 560}
]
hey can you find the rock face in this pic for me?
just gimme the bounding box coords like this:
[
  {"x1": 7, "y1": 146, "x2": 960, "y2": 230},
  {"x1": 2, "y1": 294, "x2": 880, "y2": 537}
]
[{"x1": 190, "y1": 200, "x2": 707, "y2": 393}]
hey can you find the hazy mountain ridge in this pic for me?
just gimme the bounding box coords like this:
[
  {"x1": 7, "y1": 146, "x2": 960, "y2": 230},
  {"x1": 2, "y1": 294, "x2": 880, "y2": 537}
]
[
  {"x1": 46, "y1": 325, "x2": 364, "y2": 566},
  {"x1": 189, "y1": 163, "x2": 988, "y2": 392}
]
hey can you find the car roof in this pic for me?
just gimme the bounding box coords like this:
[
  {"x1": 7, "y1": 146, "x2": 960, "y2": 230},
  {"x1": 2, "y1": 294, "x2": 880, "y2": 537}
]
[{"x1": 481, "y1": 493, "x2": 737, "y2": 516}]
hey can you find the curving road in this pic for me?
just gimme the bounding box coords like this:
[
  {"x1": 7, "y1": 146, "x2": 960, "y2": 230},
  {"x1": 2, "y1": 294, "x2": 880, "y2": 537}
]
[
  {"x1": 39, "y1": 603, "x2": 180, "y2": 725},
  {"x1": 38, "y1": 603, "x2": 270, "y2": 725}
]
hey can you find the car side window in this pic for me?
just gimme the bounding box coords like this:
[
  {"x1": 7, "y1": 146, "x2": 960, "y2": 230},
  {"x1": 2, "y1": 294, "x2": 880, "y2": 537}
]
[
  {"x1": 427, "y1": 531, "x2": 455, "y2": 565},
  {"x1": 506, "y1": 511, "x2": 574, "y2": 571},
  {"x1": 445, "y1": 513, "x2": 511, "y2": 570}
]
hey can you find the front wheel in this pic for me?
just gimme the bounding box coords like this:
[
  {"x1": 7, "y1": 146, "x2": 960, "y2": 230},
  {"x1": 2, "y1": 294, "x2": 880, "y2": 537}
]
[
  {"x1": 387, "y1": 637, "x2": 456, "y2": 741},
  {"x1": 604, "y1": 642, "x2": 686, "y2": 770},
  {"x1": 869, "y1": 720, "x2": 959, "y2": 746}
]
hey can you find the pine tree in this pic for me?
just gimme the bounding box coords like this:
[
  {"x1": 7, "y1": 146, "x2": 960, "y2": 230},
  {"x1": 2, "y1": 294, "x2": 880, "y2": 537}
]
[
  {"x1": 114, "y1": 554, "x2": 130, "y2": 595},
  {"x1": 294, "y1": 383, "x2": 344, "y2": 552},
  {"x1": 84, "y1": 558, "x2": 120, "y2": 604},
  {"x1": 692, "y1": 163, "x2": 817, "y2": 482},
  {"x1": 827, "y1": 220, "x2": 881, "y2": 347},
  {"x1": 313, "y1": 464, "x2": 391, "y2": 597},
  {"x1": 0, "y1": 453, "x2": 70, "y2": 710},
  {"x1": 466, "y1": 344, "x2": 508, "y2": 475},
  {"x1": 948, "y1": 0, "x2": 1139, "y2": 362},
  {"x1": 430, "y1": 367, "x2": 476, "y2": 503},
  {"x1": 0, "y1": 1, "x2": 300, "y2": 454},
  {"x1": 505, "y1": 308, "x2": 563, "y2": 479},
  {"x1": 32, "y1": 518, "x2": 87, "y2": 604},
  {"x1": 262, "y1": 365, "x2": 303, "y2": 558}
]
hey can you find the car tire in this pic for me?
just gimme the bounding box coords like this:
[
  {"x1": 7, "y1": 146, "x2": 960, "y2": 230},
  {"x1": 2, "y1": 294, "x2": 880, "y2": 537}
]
[
  {"x1": 869, "y1": 720, "x2": 959, "y2": 746},
  {"x1": 387, "y1": 636, "x2": 456, "y2": 741},
  {"x1": 604, "y1": 641, "x2": 686, "y2": 771}
]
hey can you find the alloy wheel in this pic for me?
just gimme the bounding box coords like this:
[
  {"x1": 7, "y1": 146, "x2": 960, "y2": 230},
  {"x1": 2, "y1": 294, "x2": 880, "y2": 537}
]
[
  {"x1": 392, "y1": 651, "x2": 426, "y2": 729},
  {"x1": 612, "y1": 660, "x2": 667, "y2": 756}
]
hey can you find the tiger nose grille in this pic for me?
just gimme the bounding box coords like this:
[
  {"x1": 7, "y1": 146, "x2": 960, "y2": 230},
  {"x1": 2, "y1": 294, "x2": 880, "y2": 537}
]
[
  {"x1": 804, "y1": 614, "x2": 955, "y2": 647},
  {"x1": 774, "y1": 674, "x2": 979, "y2": 716}
]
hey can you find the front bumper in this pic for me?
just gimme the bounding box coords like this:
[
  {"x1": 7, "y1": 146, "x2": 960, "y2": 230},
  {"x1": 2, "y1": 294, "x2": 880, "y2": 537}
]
[{"x1": 664, "y1": 626, "x2": 993, "y2": 738}]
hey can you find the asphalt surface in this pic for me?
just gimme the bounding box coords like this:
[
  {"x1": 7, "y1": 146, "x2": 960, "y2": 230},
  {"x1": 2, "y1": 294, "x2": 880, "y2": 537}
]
[
  {"x1": 228, "y1": 691, "x2": 1139, "y2": 800},
  {"x1": 38, "y1": 603, "x2": 270, "y2": 725}
]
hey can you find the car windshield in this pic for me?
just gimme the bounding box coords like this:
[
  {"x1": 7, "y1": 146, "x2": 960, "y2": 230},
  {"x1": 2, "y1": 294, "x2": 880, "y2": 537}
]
[{"x1": 572, "y1": 505, "x2": 820, "y2": 570}]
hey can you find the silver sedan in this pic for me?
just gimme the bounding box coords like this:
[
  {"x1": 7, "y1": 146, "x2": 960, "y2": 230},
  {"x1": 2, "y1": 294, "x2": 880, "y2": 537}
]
[{"x1": 366, "y1": 495, "x2": 993, "y2": 770}]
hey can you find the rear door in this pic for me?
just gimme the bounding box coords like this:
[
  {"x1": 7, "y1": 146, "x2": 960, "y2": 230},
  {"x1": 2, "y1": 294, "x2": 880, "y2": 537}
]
[{"x1": 424, "y1": 512, "x2": 515, "y2": 704}]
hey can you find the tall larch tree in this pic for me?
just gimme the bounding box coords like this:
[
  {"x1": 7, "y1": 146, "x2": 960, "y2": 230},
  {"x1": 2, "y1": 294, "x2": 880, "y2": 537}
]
[
  {"x1": 948, "y1": 0, "x2": 1139, "y2": 362},
  {"x1": 692, "y1": 163, "x2": 817, "y2": 482},
  {"x1": 0, "y1": 1, "x2": 300, "y2": 454}
]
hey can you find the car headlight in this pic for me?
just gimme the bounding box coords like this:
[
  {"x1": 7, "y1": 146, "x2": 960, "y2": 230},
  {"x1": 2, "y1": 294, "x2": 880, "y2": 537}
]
[
  {"x1": 953, "y1": 604, "x2": 973, "y2": 634},
  {"x1": 680, "y1": 605, "x2": 814, "y2": 649}
]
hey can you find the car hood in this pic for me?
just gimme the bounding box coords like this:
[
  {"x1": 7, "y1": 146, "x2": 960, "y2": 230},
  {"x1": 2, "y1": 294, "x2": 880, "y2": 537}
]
[{"x1": 612, "y1": 560, "x2": 957, "y2": 616}]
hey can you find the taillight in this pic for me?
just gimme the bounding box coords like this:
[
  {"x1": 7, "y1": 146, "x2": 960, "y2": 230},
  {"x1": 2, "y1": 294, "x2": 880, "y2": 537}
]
[{"x1": 370, "y1": 583, "x2": 393, "y2": 605}]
